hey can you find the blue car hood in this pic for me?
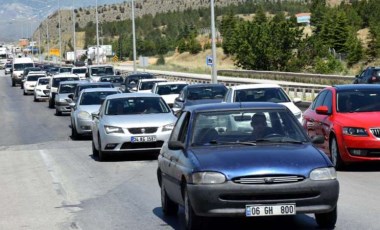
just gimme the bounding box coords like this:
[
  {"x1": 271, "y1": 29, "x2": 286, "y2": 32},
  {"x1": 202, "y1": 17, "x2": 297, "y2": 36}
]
[{"x1": 189, "y1": 144, "x2": 329, "y2": 179}]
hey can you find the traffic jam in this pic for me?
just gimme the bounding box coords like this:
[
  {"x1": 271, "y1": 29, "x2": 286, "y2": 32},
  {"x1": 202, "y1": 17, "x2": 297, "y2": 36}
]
[{"x1": 3, "y1": 55, "x2": 380, "y2": 229}]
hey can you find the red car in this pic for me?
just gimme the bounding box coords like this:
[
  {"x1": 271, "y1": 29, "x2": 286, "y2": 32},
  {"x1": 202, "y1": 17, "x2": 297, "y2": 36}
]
[{"x1": 303, "y1": 84, "x2": 380, "y2": 169}]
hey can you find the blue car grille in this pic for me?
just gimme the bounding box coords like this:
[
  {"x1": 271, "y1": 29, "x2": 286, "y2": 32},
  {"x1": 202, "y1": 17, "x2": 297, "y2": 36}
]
[{"x1": 233, "y1": 175, "x2": 304, "y2": 184}]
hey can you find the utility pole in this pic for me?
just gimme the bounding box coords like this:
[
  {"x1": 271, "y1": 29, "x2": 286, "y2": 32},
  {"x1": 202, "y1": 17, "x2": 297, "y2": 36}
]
[
  {"x1": 73, "y1": 0, "x2": 76, "y2": 63},
  {"x1": 58, "y1": 0, "x2": 62, "y2": 66},
  {"x1": 132, "y1": 0, "x2": 137, "y2": 73},
  {"x1": 210, "y1": 0, "x2": 218, "y2": 83},
  {"x1": 96, "y1": 0, "x2": 100, "y2": 64}
]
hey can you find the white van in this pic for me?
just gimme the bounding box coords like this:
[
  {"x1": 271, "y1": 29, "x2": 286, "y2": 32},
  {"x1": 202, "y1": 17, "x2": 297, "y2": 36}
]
[
  {"x1": 11, "y1": 57, "x2": 34, "y2": 87},
  {"x1": 71, "y1": 66, "x2": 88, "y2": 80}
]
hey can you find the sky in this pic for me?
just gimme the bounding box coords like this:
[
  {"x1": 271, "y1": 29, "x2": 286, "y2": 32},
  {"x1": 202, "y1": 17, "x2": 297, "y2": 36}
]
[{"x1": 0, "y1": 0, "x2": 125, "y2": 42}]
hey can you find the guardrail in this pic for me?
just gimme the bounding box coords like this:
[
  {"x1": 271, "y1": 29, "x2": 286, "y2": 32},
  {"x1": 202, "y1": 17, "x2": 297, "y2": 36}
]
[{"x1": 116, "y1": 67, "x2": 327, "y2": 102}]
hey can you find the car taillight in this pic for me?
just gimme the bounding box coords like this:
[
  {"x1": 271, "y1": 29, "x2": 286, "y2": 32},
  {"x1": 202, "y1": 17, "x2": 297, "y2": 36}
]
[{"x1": 372, "y1": 76, "x2": 377, "y2": 81}]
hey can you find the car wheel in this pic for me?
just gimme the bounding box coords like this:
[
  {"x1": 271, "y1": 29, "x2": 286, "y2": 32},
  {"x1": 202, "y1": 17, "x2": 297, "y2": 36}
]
[
  {"x1": 92, "y1": 140, "x2": 99, "y2": 158},
  {"x1": 55, "y1": 109, "x2": 62, "y2": 116},
  {"x1": 11, "y1": 79, "x2": 15, "y2": 87},
  {"x1": 71, "y1": 123, "x2": 79, "y2": 140},
  {"x1": 23, "y1": 89, "x2": 27, "y2": 95},
  {"x1": 161, "y1": 181, "x2": 178, "y2": 216},
  {"x1": 48, "y1": 98, "x2": 54, "y2": 108},
  {"x1": 33, "y1": 95, "x2": 38, "y2": 102},
  {"x1": 315, "y1": 206, "x2": 337, "y2": 229},
  {"x1": 330, "y1": 137, "x2": 345, "y2": 170},
  {"x1": 184, "y1": 187, "x2": 202, "y2": 230},
  {"x1": 98, "y1": 134, "x2": 107, "y2": 161}
]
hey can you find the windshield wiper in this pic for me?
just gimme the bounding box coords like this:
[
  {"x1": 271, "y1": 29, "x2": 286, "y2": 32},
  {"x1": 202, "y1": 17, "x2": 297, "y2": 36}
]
[
  {"x1": 256, "y1": 139, "x2": 304, "y2": 144},
  {"x1": 208, "y1": 140, "x2": 257, "y2": 146}
]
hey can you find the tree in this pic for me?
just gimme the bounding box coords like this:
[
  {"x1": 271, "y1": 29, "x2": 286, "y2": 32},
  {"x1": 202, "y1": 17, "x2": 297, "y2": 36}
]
[
  {"x1": 220, "y1": 13, "x2": 239, "y2": 55},
  {"x1": 345, "y1": 30, "x2": 363, "y2": 66}
]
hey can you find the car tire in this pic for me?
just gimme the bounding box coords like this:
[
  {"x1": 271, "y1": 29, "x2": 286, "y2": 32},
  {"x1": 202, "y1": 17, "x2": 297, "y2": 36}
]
[
  {"x1": 11, "y1": 79, "x2": 15, "y2": 87},
  {"x1": 161, "y1": 181, "x2": 178, "y2": 216},
  {"x1": 92, "y1": 140, "x2": 99, "y2": 158},
  {"x1": 23, "y1": 89, "x2": 27, "y2": 95},
  {"x1": 34, "y1": 95, "x2": 38, "y2": 102},
  {"x1": 330, "y1": 137, "x2": 345, "y2": 170},
  {"x1": 98, "y1": 134, "x2": 107, "y2": 161},
  {"x1": 184, "y1": 187, "x2": 202, "y2": 230},
  {"x1": 48, "y1": 98, "x2": 54, "y2": 108},
  {"x1": 55, "y1": 109, "x2": 62, "y2": 116},
  {"x1": 71, "y1": 123, "x2": 79, "y2": 140},
  {"x1": 315, "y1": 206, "x2": 337, "y2": 229}
]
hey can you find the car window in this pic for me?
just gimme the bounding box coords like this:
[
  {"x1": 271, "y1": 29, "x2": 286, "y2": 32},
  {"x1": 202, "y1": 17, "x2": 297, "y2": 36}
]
[
  {"x1": 337, "y1": 89, "x2": 380, "y2": 112},
  {"x1": 59, "y1": 84, "x2": 77, "y2": 94},
  {"x1": 170, "y1": 112, "x2": 188, "y2": 142},
  {"x1": 187, "y1": 86, "x2": 227, "y2": 100},
  {"x1": 322, "y1": 90, "x2": 333, "y2": 113},
  {"x1": 80, "y1": 91, "x2": 117, "y2": 105},
  {"x1": 191, "y1": 109, "x2": 308, "y2": 146},
  {"x1": 38, "y1": 79, "x2": 50, "y2": 85},
  {"x1": 311, "y1": 90, "x2": 327, "y2": 110},
  {"x1": 105, "y1": 97, "x2": 170, "y2": 115},
  {"x1": 178, "y1": 113, "x2": 190, "y2": 143},
  {"x1": 156, "y1": 84, "x2": 187, "y2": 95},
  {"x1": 234, "y1": 88, "x2": 290, "y2": 103},
  {"x1": 52, "y1": 77, "x2": 79, "y2": 87}
]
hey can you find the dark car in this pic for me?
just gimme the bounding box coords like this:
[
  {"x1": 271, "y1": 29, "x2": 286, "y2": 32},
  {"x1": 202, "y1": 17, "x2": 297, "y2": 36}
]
[
  {"x1": 59, "y1": 67, "x2": 73, "y2": 74},
  {"x1": 46, "y1": 66, "x2": 60, "y2": 76},
  {"x1": 99, "y1": 75, "x2": 124, "y2": 88},
  {"x1": 173, "y1": 83, "x2": 228, "y2": 115},
  {"x1": 20, "y1": 67, "x2": 42, "y2": 89},
  {"x1": 353, "y1": 66, "x2": 380, "y2": 84},
  {"x1": 157, "y1": 102, "x2": 339, "y2": 230},
  {"x1": 68, "y1": 82, "x2": 114, "y2": 104},
  {"x1": 121, "y1": 73, "x2": 155, "y2": 93}
]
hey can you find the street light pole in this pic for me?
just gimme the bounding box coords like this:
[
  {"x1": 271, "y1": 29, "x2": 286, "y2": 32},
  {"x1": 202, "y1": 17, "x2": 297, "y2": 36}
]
[
  {"x1": 96, "y1": 0, "x2": 100, "y2": 64},
  {"x1": 46, "y1": 18, "x2": 49, "y2": 60},
  {"x1": 58, "y1": 0, "x2": 62, "y2": 66},
  {"x1": 210, "y1": 0, "x2": 218, "y2": 83},
  {"x1": 131, "y1": 0, "x2": 137, "y2": 73},
  {"x1": 72, "y1": 0, "x2": 76, "y2": 63}
]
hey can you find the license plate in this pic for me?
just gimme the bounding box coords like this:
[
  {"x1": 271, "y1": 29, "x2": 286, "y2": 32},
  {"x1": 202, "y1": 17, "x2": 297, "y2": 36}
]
[
  {"x1": 131, "y1": 136, "x2": 156, "y2": 143},
  {"x1": 246, "y1": 204, "x2": 295, "y2": 217}
]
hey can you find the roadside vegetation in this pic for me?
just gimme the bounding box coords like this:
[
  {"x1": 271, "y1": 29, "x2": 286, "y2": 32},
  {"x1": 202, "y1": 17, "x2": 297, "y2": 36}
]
[{"x1": 76, "y1": 0, "x2": 380, "y2": 76}]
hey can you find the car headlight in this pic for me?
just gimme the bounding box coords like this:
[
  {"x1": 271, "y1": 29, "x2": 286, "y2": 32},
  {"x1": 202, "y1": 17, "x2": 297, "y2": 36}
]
[
  {"x1": 294, "y1": 112, "x2": 302, "y2": 119},
  {"x1": 162, "y1": 123, "x2": 175, "y2": 132},
  {"x1": 36, "y1": 89, "x2": 42, "y2": 92},
  {"x1": 77, "y1": 111, "x2": 91, "y2": 119},
  {"x1": 342, "y1": 127, "x2": 368, "y2": 136},
  {"x1": 58, "y1": 98, "x2": 67, "y2": 103},
  {"x1": 191, "y1": 172, "x2": 226, "y2": 184},
  {"x1": 310, "y1": 167, "x2": 337, "y2": 180},
  {"x1": 104, "y1": 125, "x2": 124, "y2": 134}
]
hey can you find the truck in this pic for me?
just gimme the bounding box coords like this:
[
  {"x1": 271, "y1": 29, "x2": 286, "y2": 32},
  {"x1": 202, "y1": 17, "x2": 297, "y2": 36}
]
[
  {"x1": 11, "y1": 57, "x2": 34, "y2": 87},
  {"x1": 66, "y1": 51, "x2": 75, "y2": 64},
  {"x1": 0, "y1": 47, "x2": 8, "y2": 68}
]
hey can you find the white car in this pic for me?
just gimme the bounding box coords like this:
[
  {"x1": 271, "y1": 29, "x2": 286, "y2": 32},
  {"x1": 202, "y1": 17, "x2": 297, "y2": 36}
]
[
  {"x1": 224, "y1": 84, "x2": 303, "y2": 123},
  {"x1": 23, "y1": 71, "x2": 47, "y2": 95},
  {"x1": 91, "y1": 93, "x2": 177, "y2": 161},
  {"x1": 33, "y1": 77, "x2": 51, "y2": 102},
  {"x1": 137, "y1": 78, "x2": 167, "y2": 93},
  {"x1": 71, "y1": 66, "x2": 88, "y2": 80},
  {"x1": 151, "y1": 81, "x2": 188, "y2": 108}
]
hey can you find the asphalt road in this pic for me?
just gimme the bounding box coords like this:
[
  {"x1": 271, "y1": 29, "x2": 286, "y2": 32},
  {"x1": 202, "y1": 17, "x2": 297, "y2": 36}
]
[{"x1": 0, "y1": 71, "x2": 380, "y2": 230}]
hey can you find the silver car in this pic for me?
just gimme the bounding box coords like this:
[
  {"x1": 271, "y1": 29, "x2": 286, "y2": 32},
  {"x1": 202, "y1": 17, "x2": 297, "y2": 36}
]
[
  {"x1": 71, "y1": 88, "x2": 119, "y2": 139},
  {"x1": 91, "y1": 93, "x2": 177, "y2": 161},
  {"x1": 54, "y1": 81, "x2": 81, "y2": 116}
]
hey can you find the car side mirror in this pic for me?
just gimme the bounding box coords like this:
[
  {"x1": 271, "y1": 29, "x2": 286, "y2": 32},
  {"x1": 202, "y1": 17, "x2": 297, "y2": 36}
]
[
  {"x1": 69, "y1": 102, "x2": 76, "y2": 108},
  {"x1": 168, "y1": 141, "x2": 184, "y2": 150},
  {"x1": 175, "y1": 97, "x2": 184, "y2": 103},
  {"x1": 293, "y1": 97, "x2": 302, "y2": 104},
  {"x1": 10, "y1": 69, "x2": 13, "y2": 73},
  {"x1": 68, "y1": 93, "x2": 74, "y2": 99},
  {"x1": 316, "y1": 105, "x2": 330, "y2": 115},
  {"x1": 46, "y1": 85, "x2": 51, "y2": 89},
  {"x1": 355, "y1": 75, "x2": 359, "y2": 78},
  {"x1": 91, "y1": 112, "x2": 99, "y2": 120},
  {"x1": 311, "y1": 135, "x2": 324, "y2": 145}
]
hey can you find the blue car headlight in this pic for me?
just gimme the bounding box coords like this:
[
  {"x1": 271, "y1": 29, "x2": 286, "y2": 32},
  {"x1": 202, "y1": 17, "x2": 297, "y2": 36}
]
[
  {"x1": 191, "y1": 172, "x2": 226, "y2": 184},
  {"x1": 342, "y1": 127, "x2": 368, "y2": 136},
  {"x1": 310, "y1": 167, "x2": 337, "y2": 180}
]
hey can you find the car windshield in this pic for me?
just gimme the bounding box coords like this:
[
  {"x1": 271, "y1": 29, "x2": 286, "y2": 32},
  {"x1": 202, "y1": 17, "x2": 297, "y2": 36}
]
[
  {"x1": 191, "y1": 109, "x2": 308, "y2": 146},
  {"x1": 337, "y1": 90, "x2": 380, "y2": 112},
  {"x1": 59, "y1": 68, "x2": 72, "y2": 73},
  {"x1": 76, "y1": 84, "x2": 113, "y2": 97},
  {"x1": 6, "y1": 64, "x2": 12, "y2": 67},
  {"x1": 156, "y1": 84, "x2": 187, "y2": 95},
  {"x1": 105, "y1": 97, "x2": 170, "y2": 115},
  {"x1": 59, "y1": 84, "x2": 77, "y2": 94},
  {"x1": 52, "y1": 77, "x2": 79, "y2": 87},
  {"x1": 14, "y1": 63, "x2": 34, "y2": 71},
  {"x1": 27, "y1": 75, "x2": 44, "y2": 81},
  {"x1": 100, "y1": 76, "x2": 123, "y2": 83},
  {"x1": 187, "y1": 86, "x2": 227, "y2": 100},
  {"x1": 72, "y1": 68, "x2": 87, "y2": 74},
  {"x1": 139, "y1": 81, "x2": 164, "y2": 90},
  {"x1": 38, "y1": 79, "x2": 50, "y2": 85},
  {"x1": 79, "y1": 91, "x2": 117, "y2": 105},
  {"x1": 90, "y1": 66, "x2": 114, "y2": 76},
  {"x1": 234, "y1": 88, "x2": 291, "y2": 103}
]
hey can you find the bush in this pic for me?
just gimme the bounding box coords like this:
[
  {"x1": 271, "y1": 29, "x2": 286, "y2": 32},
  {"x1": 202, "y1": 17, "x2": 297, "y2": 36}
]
[{"x1": 156, "y1": 55, "x2": 165, "y2": 65}]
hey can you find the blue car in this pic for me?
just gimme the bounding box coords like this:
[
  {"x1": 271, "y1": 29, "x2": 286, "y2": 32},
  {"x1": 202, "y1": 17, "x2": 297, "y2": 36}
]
[{"x1": 157, "y1": 102, "x2": 339, "y2": 230}]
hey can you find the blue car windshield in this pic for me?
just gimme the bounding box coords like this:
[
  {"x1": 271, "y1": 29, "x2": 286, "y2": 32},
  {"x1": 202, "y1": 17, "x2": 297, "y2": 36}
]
[{"x1": 191, "y1": 109, "x2": 308, "y2": 146}]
